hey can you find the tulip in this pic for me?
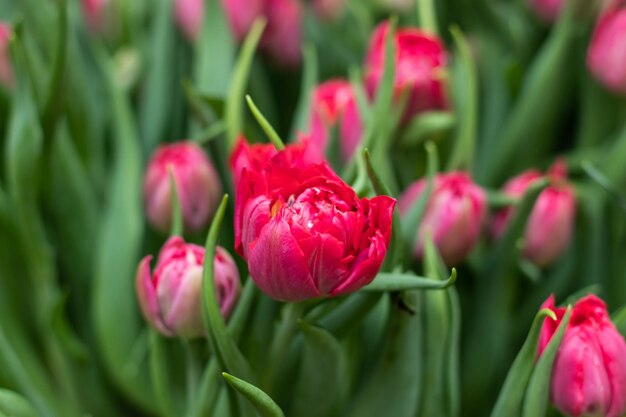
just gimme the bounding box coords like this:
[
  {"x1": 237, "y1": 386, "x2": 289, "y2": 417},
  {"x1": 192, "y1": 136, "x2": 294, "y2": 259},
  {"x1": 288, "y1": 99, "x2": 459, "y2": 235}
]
[
  {"x1": 365, "y1": 22, "x2": 448, "y2": 122},
  {"x1": 311, "y1": 0, "x2": 346, "y2": 21},
  {"x1": 587, "y1": 3, "x2": 626, "y2": 95},
  {"x1": 309, "y1": 79, "x2": 363, "y2": 162},
  {"x1": 221, "y1": 0, "x2": 302, "y2": 67},
  {"x1": 538, "y1": 294, "x2": 626, "y2": 417},
  {"x1": 174, "y1": 0, "x2": 204, "y2": 41},
  {"x1": 81, "y1": 0, "x2": 109, "y2": 32},
  {"x1": 136, "y1": 237, "x2": 240, "y2": 338},
  {"x1": 491, "y1": 159, "x2": 576, "y2": 267},
  {"x1": 144, "y1": 141, "x2": 222, "y2": 234},
  {"x1": 527, "y1": 0, "x2": 565, "y2": 22},
  {"x1": 0, "y1": 23, "x2": 13, "y2": 89},
  {"x1": 399, "y1": 172, "x2": 486, "y2": 266},
  {"x1": 233, "y1": 146, "x2": 396, "y2": 302}
]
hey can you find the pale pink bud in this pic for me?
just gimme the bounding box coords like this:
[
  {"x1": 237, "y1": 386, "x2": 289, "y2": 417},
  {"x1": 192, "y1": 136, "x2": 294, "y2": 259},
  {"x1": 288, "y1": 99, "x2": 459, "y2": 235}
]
[
  {"x1": 81, "y1": 0, "x2": 109, "y2": 32},
  {"x1": 174, "y1": 0, "x2": 205, "y2": 41},
  {"x1": 527, "y1": 0, "x2": 565, "y2": 22},
  {"x1": 587, "y1": 3, "x2": 626, "y2": 95},
  {"x1": 0, "y1": 23, "x2": 13, "y2": 89},
  {"x1": 143, "y1": 142, "x2": 222, "y2": 234},
  {"x1": 136, "y1": 237, "x2": 241, "y2": 338},
  {"x1": 491, "y1": 160, "x2": 576, "y2": 267},
  {"x1": 220, "y1": 0, "x2": 264, "y2": 42},
  {"x1": 309, "y1": 79, "x2": 364, "y2": 161},
  {"x1": 399, "y1": 172, "x2": 487, "y2": 266},
  {"x1": 538, "y1": 294, "x2": 626, "y2": 417}
]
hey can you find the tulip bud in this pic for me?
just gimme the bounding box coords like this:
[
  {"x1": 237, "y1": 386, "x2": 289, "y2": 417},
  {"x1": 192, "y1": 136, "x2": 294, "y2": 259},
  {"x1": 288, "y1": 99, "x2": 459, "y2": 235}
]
[
  {"x1": 220, "y1": 0, "x2": 264, "y2": 42},
  {"x1": 0, "y1": 23, "x2": 13, "y2": 89},
  {"x1": 587, "y1": 4, "x2": 626, "y2": 95},
  {"x1": 233, "y1": 146, "x2": 396, "y2": 302},
  {"x1": 144, "y1": 141, "x2": 222, "y2": 234},
  {"x1": 538, "y1": 294, "x2": 626, "y2": 417},
  {"x1": 309, "y1": 79, "x2": 363, "y2": 162},
  {"x1": 491, "y1": 159, "x2": 576, "y2": 267},
  {"x1": 311, "y1": 0, "x2": 346, "y2": 21},
  {"x1": 365, "y1": 22, "x2": 448, "y2": 122},
  {"x1": 527, "y1": 0, "x2": 565, "y2": 22},
  {"x1": 136, "y1": 237, "x2": 240, "y2": 338},
  {"x1": 399, "y1": 172, "x2": 486, "y2": 266},
  {"x1": 174, "y1": 0, "x2": 204, "y2": 41},
  {"x1": 81, "y1": 0, "x2": 109, "y2": 32}
]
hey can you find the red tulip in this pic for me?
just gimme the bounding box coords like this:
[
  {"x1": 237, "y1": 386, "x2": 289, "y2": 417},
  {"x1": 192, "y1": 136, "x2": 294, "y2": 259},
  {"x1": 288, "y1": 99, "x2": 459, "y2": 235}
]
[
  {"x1": 136, "y1": 237, "x2": 240, "y2": 338},
  {"x1": 491, "y1": 160, "x2": 576, "y2": 267},
  {"x1": 309, "y1": 79, "x2": 363, "y2": 162},
  {"x1": 144, "y1": 142, "x2": 222, "y2": 234},
  {"x1": 233, "y1": 146, "x2": 395, "y2": 301},
  {"x1": 399, "y1": 172, "x2": 486, "y2": 266},
  {"x1": 587, "y1": 2, "x2": 626, "y2": 95},
  {"x1": 365, "y1": 22, "x2": 448, "y2": 122},
  {"x1": 538, "y1": 294, "x2": 626, "y2": 417},
  {"x1": 0, "y1": 23, "x2": 13, "y2": 89}
]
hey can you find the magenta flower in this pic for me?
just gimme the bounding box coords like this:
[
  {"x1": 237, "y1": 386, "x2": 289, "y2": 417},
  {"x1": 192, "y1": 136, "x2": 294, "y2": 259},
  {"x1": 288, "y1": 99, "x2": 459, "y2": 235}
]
[
  {"x1": 144, "y1": 141, "x2": 222, "y2": 234},
  {"x1": 399, "y1": 172, "x2": 486, "y2": 266},
  {"x1": 491, "y1": 160, "x2": 576, "y2": 267},
  {"x1": 233, "y1": 146, "x2": 396, "y2": 302},
  {"x1": 527, "y1": 0, "x2": 565, "y2": 23},
  {"x1": 587, "y1": 2, "x2": 626, "y2": 96},
  {"x1": 81, "y1": 0, "x2": 108, "y2": 32},
  {"x1": 365, "y1": 22, "x2": 449, "y2": 122},
  {"x1": 136, "y1": 237, "x2": 240, "y2": 338},
  {"x1": 174, "y1": 0, "x2": 204, "y2": 41},
  {"x1": 538, "y1": 294, "x2": 626, "y2": 417},
  {"x1": 0, "y1": 23, "x2": 13, "y2": 89}
]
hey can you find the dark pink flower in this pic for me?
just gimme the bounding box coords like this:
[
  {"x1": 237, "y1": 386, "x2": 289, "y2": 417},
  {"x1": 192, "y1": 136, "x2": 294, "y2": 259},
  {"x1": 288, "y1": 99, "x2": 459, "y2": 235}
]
[
  {"x1": 538, "y1": 294, "x2": 626, "y2": 417},
  {"x1": 81, "y1": 0, "x2": 108, "y2": 32},
  {"x1": 365, "y1": 22, "x2": 448, "y2": 122},
  {"x1": 587, "y1": 2, "x2": 626, "y2": 95},
  {"x1": 136, "y1": 237, "x2": 240, "y2": 338},
  {"x1": 0, "y1": 23, "x2": 13, "y2": 88},
  {"x1": 491, "y1": 160, "x2": 576, "y2": 267},
  {"x1": 174, "y1": 0, "x2": 204, "y2": 41},
  {"x1": 527, "y1": 0, "x2": 565, "y2": 22},
  {"x1": 399, "y1": 172, "x2": 486, "y2": 266},
  {"x1": 233, "y1": 148, "x2": 395, "y2": 301},
  {"x1": 144, "y1": 142, "x2": 222, "y2": 234},
  {"x1": 309, "y1": 79, "x2": 363, "y2": 162}
]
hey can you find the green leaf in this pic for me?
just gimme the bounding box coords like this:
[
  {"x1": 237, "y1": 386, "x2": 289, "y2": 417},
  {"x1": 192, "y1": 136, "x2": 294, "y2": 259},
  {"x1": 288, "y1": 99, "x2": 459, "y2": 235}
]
[
  {"x1": 168, "y1": 168, "x2": 183, "y2": 237},
  {"x1": 0, "y1": 389, "x2": 37, "y2": 417},
  {"x1": 222, "y1": 373, "x2": 285, "y2": 417},
  {"x1": 225, "y1": 18, "x2": 267, "y2": 146},
  {"x1": 582, "y1": 160, "x2": 626, "y2": 212},
  {"x1": 490, "y1": 308, "x2": 557, "y2": 417},
  {"x1": 346, "y1": 291, "x2": 423, "y2": 417},
  {"x1": 246, "y1": 95, "x2": 284, "y2": 150},
  {"x1": 290, "y1": 45, "x2": 319, "y2": 137},
  {"x1": 291, "y1": 321, "x2": 342, "y2": 417},
  {"x1": 318, "y1": 293, "x2": 383, "y2": 338},
  {"x1": 522, "y1": 306, "x2": 572, "y2": 417},
  {"x1": 399, "y1": 111, "x2": 455, "y2": 147},
  {"x1": 363, "y1": 270, "x2": 457, "y2": 292},
  {"x1": 613, "y1": 305, "x2": 626, "y2": 338}
]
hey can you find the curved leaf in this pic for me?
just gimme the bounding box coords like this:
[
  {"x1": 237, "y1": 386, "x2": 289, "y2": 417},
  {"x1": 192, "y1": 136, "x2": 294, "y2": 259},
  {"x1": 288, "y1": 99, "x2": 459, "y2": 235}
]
[
  {"x1": 222, "y1": 373, "x2": 285, "y2": 417},
  {"x1": 363, "y1": 269, "x2": 456, "y2": 292}
]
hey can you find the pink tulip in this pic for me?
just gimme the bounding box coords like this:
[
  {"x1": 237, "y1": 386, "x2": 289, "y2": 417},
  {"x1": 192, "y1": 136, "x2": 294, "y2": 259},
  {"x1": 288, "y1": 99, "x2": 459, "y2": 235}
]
[
  {"x1": 136, "y1": 237, "x2": 240, "y2": 338},
  {"x1": 365, "y1": 22, "x2": 448, "y2": 122},
  {"x1": 311, "y1": 0, "x2": 346, "y2": 20},
  {"x1": 587, "y1": 2, "x2": 626, "y2": 95},
  {"x1": 81, "y1": 0, "x2": 108, "y2": 32},
  {"x1": 491, "y1": 160, "x2": 576, "y2": 267},
  {"x1": 527, "y1": 0, "x2": 565, "y2": 22},
  {"x1": 221, "y1": 0, "x2": 302, "y2": 67},
  {"x1": 144, "y1": 142, "x2": 222, "y2": 234},
  {"x1": 233, "y1": 145, "x2": 396, "y2": 302},
  {"x1": 309, "y1": 79, "x2": 363, "y2": 162},
  {"x1": 399, "y1": 172, "x2": 486, "y2": 266},
  {"x1": 0, "y1": 23, "x2": 13, "y2": 89},
  {"x1": 538, "y1": 294, "x2": 626, "y2": 417},
  {"x1": 174, "y1": 0, "x2": 204, "y2": 41}
]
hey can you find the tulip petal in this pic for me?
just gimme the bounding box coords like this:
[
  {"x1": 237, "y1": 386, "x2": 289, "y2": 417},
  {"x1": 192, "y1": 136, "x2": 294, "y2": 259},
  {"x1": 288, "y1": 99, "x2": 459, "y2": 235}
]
[{"x1": 136, "y1": 255, "x2": 172, "y2": 336}]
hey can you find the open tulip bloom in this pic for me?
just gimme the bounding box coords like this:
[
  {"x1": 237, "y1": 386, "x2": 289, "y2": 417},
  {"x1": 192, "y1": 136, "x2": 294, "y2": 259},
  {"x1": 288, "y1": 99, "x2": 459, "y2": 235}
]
[{"x1": 4, "y1": 1, "x2": 626, "y2": 416}]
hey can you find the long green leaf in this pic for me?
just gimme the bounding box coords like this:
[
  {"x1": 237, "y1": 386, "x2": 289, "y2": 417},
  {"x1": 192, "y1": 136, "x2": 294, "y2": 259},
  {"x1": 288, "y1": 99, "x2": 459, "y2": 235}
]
[
  {"x1": 222, "y1": 373, "x2": 285, "y2": 417},
  {"x1": 363, "y1": 270, "x2": 457, "y2": 292}
]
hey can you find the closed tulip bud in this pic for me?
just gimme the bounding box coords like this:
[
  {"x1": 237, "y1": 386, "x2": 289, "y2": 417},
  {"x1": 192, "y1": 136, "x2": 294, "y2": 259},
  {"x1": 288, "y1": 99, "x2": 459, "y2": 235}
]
[
  {"x1": 587, "y1": 3, "x2": 626, "y2": 95},
  {"x1": 538, "y1": 294, "x2": 626, "y2": 417},
  {"x1": 81, "y1": 0, "x2": 109, "y2": 32},
  {"x1": 174, "y1": 0, "x2": 204, "y2": 41},
  {"x1": 399, "y1": 172, "x2": 486, "y2": 266},
  {"x1": 220, "y1": 0, "x2": 264, "y2": 41},
  {"x1": 144, "y1": 142, "x2": 222, "y2": 234},
  {"x1": 136, "y1": 237, "x2": 241, "y2": 338},
  {"x1": 491, "y1": 159, "x2": 576, "y2": 267},
  {"x1": 527, "y1": 0, "x2": 565, "y2": 22},
  {"x1": 365, "y1": 22, "x2": 448, "y2": 122},
  {"x1": 0, "y1": 23, "x2": 13, "y2": 89},
  {"x1": 234, "y1": 147, "x2": 395, "y2": 302},
  {"x1": 309, "y1": 79, "x2": 363, "y2": 162},
  {"x1": 311, "y1": 0, "x2": 346, "y2": 21}
]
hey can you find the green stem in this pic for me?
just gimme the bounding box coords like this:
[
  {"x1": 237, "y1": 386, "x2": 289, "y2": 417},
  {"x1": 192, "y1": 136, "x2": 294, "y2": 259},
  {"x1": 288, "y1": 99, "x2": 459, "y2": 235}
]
[
  {"x1": 183, "y1": 341, "x2": 201, "y2": 415},
  {"x1": 150, "y1": 331, "x2": 175, "y2": 417},
  {"x1": 417, "y1": 0, "x2": 439, "y2": 35}
]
